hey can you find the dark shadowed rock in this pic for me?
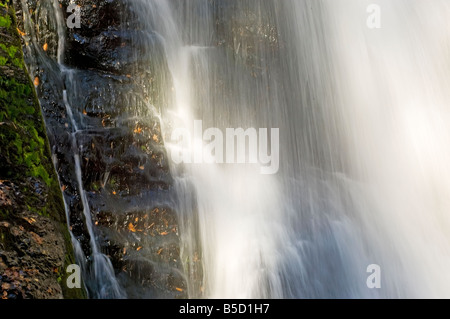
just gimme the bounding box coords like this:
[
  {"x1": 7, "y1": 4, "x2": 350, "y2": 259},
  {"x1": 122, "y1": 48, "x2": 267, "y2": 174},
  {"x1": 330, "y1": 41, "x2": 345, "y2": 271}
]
[{"x1": 14, "y1": 0, "x2": 186, "y2": 298}]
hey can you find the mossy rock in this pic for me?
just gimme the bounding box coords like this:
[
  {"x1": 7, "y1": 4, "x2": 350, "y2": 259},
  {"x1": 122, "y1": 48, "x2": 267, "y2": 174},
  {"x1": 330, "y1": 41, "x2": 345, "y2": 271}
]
[{"x1": 0, "y1": 0, "x2": 86, "y2": 299}]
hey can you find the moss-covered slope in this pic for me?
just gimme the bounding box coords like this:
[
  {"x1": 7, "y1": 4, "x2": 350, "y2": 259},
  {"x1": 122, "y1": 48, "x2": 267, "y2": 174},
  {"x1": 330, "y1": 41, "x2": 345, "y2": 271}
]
[{"x1": 0, "y1": 0, "x2": 84, "y2": 299}]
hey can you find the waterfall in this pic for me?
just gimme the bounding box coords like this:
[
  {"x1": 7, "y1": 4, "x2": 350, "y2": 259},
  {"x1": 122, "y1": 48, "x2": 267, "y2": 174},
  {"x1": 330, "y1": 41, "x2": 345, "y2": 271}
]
[
  {"x1": 17, "y1": 0, "x2": 450, "y2": 298},
  {"x1": 132, "y1": 0, "x2": 450, "y2": 298}
]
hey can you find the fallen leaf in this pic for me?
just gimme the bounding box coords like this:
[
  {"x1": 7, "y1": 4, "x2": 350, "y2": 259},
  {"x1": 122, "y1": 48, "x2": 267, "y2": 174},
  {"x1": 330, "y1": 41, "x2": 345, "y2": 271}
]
[
  {"x1": 61, "y1": 185, "x2": 67, "y2": 192},
  {"x1": 17, "y1": 28, "x2": 26, "y2": 37},
  {"x1": 139, "y1": 165, "x2": 145, "y2": 170},
  {"x1": 33, "y1": 77, "x2": 39, "y2": 86},
  {"x1": 83, "y1": 109, "x2": 87, "y2": 115},
  {"x1": 23, "y1": 217, "x2": 36, "y2": 224},
  {"x1": 160, "y1": 231, "x2": 169, "y2": 236},
  {"x1": 128, "y1": 223, "x2": 136, "y2": 233},
  {"x1": 136, "y1": 246, "x2": 142, "y2": 251},
  {"x1": 43, "y1": 43, "x2": 48, "y2": 51},
  {"x1": 112, "y1": 191, "x2": 117, "y2": 195},
  {"x1": 0, "y1": 221, "x2": 10, "y2": 228},
  {"x1": 175, "y1": 287, "x2": 183, "y2": 292},
  {"x1": 31, "y1": 232, "x2": 43, "y2": 245},
  {"x1": 157, "y1": 248, "x2": 163, "y2": 255}
]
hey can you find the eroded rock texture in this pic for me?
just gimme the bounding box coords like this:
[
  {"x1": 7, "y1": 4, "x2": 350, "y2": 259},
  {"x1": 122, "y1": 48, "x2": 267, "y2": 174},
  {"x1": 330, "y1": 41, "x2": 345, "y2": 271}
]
[
  {"x1": 0, "y1": 0, "x2": 83, "y2": 299},
  {"x1": 14, "y1": 0, "x2": 186, "y2": 298}
]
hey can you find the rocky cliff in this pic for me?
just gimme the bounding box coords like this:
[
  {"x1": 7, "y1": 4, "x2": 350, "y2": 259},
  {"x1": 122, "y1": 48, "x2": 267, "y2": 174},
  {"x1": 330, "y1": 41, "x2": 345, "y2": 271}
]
[
  {"x1": 12, "y1": 0, "x2": 186, "y2": 298},
  {"x1": 0, "y1": 0, "x2": 84, "y2": 299}
]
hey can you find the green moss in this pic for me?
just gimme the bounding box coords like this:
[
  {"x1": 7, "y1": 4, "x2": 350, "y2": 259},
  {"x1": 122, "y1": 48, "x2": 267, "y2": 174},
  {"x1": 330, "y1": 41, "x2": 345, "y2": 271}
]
[
  {"x1": 0, "y1": 14, "x2": 11, "y2": 28},
  {"x1": 0, "y1": 43, "x2": 18, "y2": 58},
  {"x1": 0, "y1": 43, "x2": 22, "y2": 68},
  {"x1": 0, "y1": 1, "x2": 86, "y2": 298}
]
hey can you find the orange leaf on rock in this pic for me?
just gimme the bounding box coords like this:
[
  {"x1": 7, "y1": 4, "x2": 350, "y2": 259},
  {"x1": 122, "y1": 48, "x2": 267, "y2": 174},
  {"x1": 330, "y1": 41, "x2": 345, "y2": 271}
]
[
  {"x1": 43, "y1": 43, "x2": 48, "y2": 51},
  {"x1": 33, "y1": 77, "x2": 39, "y2": 86},
  {"x1": 17, "y1": 28, "x2": 26, "y2": 37},
  {"x1": 175, "y1": 287, "x2": 183, "y2": 292},
  {"x1": 128, "y1": 223, "x2": 136, "y2": 233},
  {"x1": 31, "y1": 232, "x2": 43, "y2": 245},
  {"x1": 23, "y1": 217, "x2": 36, "y2": 224}
]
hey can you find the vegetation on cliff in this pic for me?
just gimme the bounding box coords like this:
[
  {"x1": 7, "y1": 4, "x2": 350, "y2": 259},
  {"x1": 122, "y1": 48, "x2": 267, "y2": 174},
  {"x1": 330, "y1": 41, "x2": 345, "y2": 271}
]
[{"x1": 0, "y1": 0, "x2": 85, "y2": 299}]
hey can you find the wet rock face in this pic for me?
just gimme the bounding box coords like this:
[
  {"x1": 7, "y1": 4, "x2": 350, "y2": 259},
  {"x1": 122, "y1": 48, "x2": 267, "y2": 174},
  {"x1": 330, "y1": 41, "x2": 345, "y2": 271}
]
[
  {"x1": 63, "y1": 0, "x2": 133, "y2": 73},
  {"x1": 213, "y1": 0, "x2": 280, "y2": 77},
  {"x1": 15, "y1": 0, "x2": 186, "y2": 298}
]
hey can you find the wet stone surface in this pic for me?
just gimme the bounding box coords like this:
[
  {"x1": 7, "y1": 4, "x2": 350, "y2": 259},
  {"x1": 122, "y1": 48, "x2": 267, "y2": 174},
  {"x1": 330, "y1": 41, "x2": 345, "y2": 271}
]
[{"x1": 14, "y1": 0, "x2": 186, "y2": 298}]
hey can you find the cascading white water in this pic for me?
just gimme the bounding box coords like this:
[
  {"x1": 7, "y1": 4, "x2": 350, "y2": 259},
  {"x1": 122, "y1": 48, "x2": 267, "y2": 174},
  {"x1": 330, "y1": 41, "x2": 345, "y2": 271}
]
[
  {"x1": 133, "y1": 0, "x2": 450, "y2": 299},
  {"x1": 322, "y1": 0, "x2": 450, "y2": 298}
]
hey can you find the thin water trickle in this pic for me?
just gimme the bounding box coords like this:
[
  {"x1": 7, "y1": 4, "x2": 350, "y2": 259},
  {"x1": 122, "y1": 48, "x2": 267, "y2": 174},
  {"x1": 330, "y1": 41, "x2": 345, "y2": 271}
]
[{"x1": 52, "y1": 0, "x2": 125, "y2": 299}]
